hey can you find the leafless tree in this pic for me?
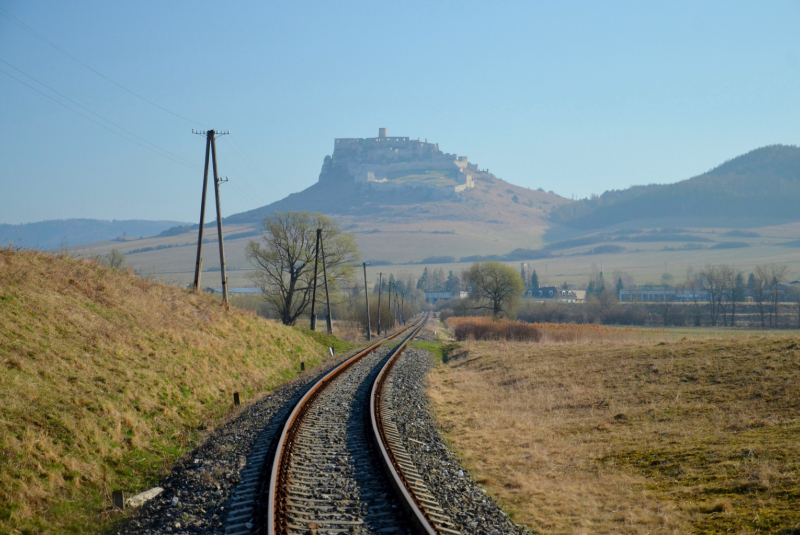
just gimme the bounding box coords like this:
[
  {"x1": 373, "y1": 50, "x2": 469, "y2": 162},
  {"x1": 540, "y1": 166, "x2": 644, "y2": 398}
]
[
  {"x1": 682, "y1": 270, "x2": 703, "y2": 326},
  {"x1": 699, "y1": 264, "x2": 723, "y2": 326},
  {"x1": 246, "y1": 211, "x2": 359, "y2": 325},
  {"x1": 717, "y1": 264, "x2": 734, "y2": 326},
  {"x1": 768, "y1": 264, "x2": 788, "y2": 328},
  {"x1": 752, "y1": 265, "x2": 769, "y2": 328}
]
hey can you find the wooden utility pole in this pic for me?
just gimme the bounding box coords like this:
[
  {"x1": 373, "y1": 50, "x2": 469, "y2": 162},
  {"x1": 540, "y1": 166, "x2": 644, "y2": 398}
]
[
  {"x1": 210, "y1": 132, "x2": 229, "y2": 308},
  {"x1": 377, "y1": 273, "x2": 382, "y2": 336},
  {"x1": 363, "y1": 262, "x2": 371, "y2": 340},
  {"x1": 320, "y1": 234, "x2": 333, "y2": 334},
  {"x1": 192, "y1": 133, "x2": 212, "y2": 293},
  {"x1": 387, "y1": 282, "x2": 392, "y2": 330},
  {"x1": 192, "y1": 129, "x2": 230, "y2": 307},
  {"x1": 401, "y1": 292, "x2": 405, "y2": 325},
  {"x1": 309, "y1": 229, "x2": 321, "y2": 330}
]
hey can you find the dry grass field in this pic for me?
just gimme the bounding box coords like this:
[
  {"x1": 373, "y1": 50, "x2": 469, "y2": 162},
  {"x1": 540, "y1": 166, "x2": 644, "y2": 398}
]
[
  {"x1": 427, "y1": 328, "x2": 800, "y2": 534},
  {"x1": 0, "y1": 248, "x2": 329, "y2": 533}
]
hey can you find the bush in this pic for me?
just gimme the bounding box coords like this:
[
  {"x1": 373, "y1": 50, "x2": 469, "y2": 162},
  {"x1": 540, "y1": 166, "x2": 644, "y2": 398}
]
[{"x1": 452, "y1": 317, "x2": 541, "y2": 342}]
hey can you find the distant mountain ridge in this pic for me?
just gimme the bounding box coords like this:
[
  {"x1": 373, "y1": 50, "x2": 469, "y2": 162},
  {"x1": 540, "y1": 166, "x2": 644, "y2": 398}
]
[
  {"x1": 0, "y1": 219, "x2": 190, "y2": 250},
  {"x1": 550, "y1": 145, "x2": 800, "y2": 228}
]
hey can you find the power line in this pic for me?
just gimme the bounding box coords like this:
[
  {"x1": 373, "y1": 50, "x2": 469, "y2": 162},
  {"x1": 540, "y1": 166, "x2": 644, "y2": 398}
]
[
  {"x1": 0, "y1": 7, "x2": 202, "y2": 126},
  {"x1": 0, "y1": 58, "x2": 201, "y2": 170},
  {"x1": 223, "y1": 134, "x2": 282, "y2": 200},
  {"x1": 0, "y1": 66, "x2": 201, "y2": 171}
]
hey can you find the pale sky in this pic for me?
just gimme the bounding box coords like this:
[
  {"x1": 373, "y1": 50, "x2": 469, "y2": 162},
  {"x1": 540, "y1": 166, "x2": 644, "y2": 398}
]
[{"x1": 2, "y1": 1, "x2": 799, "y2": 224}]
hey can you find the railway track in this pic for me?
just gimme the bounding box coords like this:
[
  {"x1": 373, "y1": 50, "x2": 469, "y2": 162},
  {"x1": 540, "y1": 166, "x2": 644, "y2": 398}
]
[{"x1": 221, "y1": 312, "x2": 460, "y2": 535}]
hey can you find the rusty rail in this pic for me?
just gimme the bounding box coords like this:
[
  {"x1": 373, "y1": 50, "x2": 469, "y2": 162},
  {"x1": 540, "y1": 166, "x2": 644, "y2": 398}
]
[
  {"x1": 265, "y1": 318, "x2": 422, "y2": 535},
  {"x1": 370, "y1": 313, "x2": 459, "y2": 535}
]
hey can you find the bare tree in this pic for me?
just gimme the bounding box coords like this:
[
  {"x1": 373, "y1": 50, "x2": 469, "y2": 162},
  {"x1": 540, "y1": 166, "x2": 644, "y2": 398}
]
[
  {"x1": 246, "y1": 211, "x2": 359, "y2": 325},
  {"x1": 752, "y1": 265, "x2": 769, "y2": 328},
  {"x1": 717, "y1": 264, "x2": 734, "y2": 326},
  {"x1": 699, "y1": 264, "x2": 723, "y2": 326},
  {"x1": 463, "y1": 261, "x2": 525, "y2": 318},
  {"x1": 682, "y1": 270, "x2": 703, "y2": 326},
  {"x1": 768, "y1": 264, "x2": 788, "y2": 328}
]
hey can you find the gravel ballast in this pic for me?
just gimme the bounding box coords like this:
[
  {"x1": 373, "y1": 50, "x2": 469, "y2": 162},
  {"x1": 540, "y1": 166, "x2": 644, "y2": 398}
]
[
  {"x1": 116, "y1": 331, "x2": 531, "y2": 534},
  {"x1": 115, "y1": 354, "x2": 352, "y2": 535},
  {"x1": 387, "y1": 347, "x2": 532, "y2": 535}
]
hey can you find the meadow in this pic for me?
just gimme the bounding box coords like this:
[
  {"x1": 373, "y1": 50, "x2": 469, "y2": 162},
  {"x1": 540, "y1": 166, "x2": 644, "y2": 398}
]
[{"x1": 427, "y1": 321, "x2": 800, "y2": 534}]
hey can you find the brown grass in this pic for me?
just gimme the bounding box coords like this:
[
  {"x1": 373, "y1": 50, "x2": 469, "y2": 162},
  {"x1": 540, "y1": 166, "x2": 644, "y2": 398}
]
[
  {"x1": 0, "y1": 248, "x2": 328, "y2": 533},
  {"x1": 447, "y1": 316, "x2": 655, "y2": 344},
  {"x1": 428, "y1": 331, "x2": 800, "y2": 534},
  {"x1": 447, "y1": 317, "x2": 541, "y2": 342}
]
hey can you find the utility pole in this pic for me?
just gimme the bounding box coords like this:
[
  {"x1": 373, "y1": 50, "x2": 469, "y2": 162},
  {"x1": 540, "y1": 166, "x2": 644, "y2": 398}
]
[
  {"x1": 192, "y1": 132, "x2": 211, "y2": 293},
  {"x1": 387, "y1": 282, "x2": 392, "y2": 330},
  {"x1": 309, "y1": 229, "x2": 321, "y2": 330},
  {"x1": 401, "y1": 292, "x2": 405, "y2": 325},
  {"x1": 363, "y1": 262, "x2": 371, "y2": 341},
  {"x1": 320, "y1": 233, "x2": 332, "y2": 334},
  {"x1": 192, "y1": 129, "x2": 230, "y2": 307},
  {"x1": 377, "y1": 273, "x2": 382, "y2": 336}
]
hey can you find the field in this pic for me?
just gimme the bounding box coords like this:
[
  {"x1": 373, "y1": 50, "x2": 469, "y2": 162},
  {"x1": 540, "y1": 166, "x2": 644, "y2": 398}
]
[
  {"x1": 0, "y1": 248, "x2": 330, "y2": 533},
  {"x1": 427, "y1": 324, "x2": 800, "y2": 533}
]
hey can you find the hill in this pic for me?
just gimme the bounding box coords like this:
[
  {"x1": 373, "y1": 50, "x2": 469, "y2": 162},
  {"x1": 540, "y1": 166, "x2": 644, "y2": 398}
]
[
  {"x1": 55, "y1": 139, "x2": 800, "y2": 288},
  {"x1": 550, "y1": 145, "x2": 800, "y2": 228},
  {"x1": 70, "y1": 130, "x2": 568, "y2": 286},
  {"x1": 0, "y1": 247, "x2": 329, "y2": 533},
  {"x1": 0, "y1": 219, "x2": 190, "y2": 250}
]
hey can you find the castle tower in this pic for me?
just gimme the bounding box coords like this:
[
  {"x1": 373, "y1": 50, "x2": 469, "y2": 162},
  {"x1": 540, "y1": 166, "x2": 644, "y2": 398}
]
[{"x1": 378, "y1": 127, "x2": 387, "y2": 138}]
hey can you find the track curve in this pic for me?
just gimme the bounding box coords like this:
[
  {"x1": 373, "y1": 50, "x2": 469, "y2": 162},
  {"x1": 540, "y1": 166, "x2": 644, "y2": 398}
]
[{"x1": 265, "y1": 317, "x2": 426, "y2": 535}]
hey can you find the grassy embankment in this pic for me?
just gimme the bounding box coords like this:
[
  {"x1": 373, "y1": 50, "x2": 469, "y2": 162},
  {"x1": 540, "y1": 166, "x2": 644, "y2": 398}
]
[
  {"x1": 426, "y1": 321, "x2": 800, "y2": 534},
  {"x1": 0, "y1": 248, "x2": 331, "y2": 534}
]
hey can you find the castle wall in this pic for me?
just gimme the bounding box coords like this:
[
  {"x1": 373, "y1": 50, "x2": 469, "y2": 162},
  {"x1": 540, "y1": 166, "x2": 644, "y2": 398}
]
[{"x1": 321, "y1": 131, "x2": 477, "y2": 193}]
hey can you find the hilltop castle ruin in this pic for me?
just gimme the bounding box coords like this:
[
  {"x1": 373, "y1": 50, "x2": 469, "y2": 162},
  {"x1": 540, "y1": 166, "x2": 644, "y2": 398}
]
[{"x1": 318, "y1": 128, "x2": 478, "y2": 195}]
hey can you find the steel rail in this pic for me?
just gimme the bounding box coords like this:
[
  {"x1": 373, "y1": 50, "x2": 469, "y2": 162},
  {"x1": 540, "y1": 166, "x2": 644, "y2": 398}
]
[
  {"x1": 370, "y1": 313, "x2": 454, "y2": 535},
  {"x1": 265, "y1": 317, "x2": 423, "y2": 535}
]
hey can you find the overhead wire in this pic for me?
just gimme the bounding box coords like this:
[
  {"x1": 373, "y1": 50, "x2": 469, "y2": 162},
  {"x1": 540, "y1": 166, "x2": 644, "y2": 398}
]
[
  {"x1": 0, "y1": 58, "x2": 201, "y2": 171},
  {"x1": 0, "y1": 66, "x2": 202, "y2": 171},
  {"x1": 222, "y1": 134, "x2": 287, "y2": 204},
  {"x1": 0, "y1": 8, "x2": 271, "y2": 218},
  {"x1": 213, "y1": 142, "x2": 270, "y2": 213},
  {"x1": 0, "y1": 7, "x2": 202, "y2": 126}
]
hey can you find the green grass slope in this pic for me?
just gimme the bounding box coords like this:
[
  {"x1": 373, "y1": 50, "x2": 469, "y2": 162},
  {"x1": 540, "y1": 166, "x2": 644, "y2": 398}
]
[{"x1": 0, "y1": 247, "x2": 329, "y2": 533}]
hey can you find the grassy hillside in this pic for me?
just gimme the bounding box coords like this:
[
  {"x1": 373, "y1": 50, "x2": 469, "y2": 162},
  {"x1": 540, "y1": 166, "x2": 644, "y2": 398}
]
[
  {"x1": 0, "y1": 247, "x2": 328, "y2": 533},
  {"x1": 551, "y1": 144, "x2": 800, "y2": 228}
]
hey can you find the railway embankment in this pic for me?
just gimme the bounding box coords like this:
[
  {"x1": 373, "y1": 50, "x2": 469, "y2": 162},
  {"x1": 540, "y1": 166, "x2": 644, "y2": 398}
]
[{"x1": 0, "y1": 248, "x2": 330, "y2": 533}]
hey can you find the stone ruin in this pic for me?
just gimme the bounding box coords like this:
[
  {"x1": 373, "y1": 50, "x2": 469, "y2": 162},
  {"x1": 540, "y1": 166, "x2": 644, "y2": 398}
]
[{"x1": 318, "y1": 128, "x2": 478, "y2": 195}]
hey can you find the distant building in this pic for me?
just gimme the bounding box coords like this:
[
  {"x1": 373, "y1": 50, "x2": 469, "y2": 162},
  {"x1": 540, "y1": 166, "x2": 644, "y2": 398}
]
[
  {"x1": 527, "y1": 286, "x2": 581, "y2": 301},
  {"x1": 425, "y1": 291, "x2": 467, "y2": 303},
  {"x1": 619, "y1": 286, "x2": 709, "y2": 302}
]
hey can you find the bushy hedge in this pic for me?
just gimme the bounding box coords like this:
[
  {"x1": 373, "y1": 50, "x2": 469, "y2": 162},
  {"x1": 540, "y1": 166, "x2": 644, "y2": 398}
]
[{"x1": 452, "y1": 317, "x2": 541, "y2": 342}]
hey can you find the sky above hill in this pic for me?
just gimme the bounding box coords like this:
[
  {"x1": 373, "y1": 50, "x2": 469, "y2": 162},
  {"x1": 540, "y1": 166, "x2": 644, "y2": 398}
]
[{"x1": 1, "y1": 1, "x2": 799, "y2": 225}]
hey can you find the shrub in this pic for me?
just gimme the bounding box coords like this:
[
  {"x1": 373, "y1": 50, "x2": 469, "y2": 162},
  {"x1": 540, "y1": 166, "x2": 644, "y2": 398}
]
[{"x1": 450, "y1": 317, "x2": 541, "y2": 342}]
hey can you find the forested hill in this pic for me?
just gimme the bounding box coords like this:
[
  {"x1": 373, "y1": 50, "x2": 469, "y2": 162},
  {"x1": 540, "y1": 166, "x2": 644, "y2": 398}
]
[{"x1": 550, "y1": 145, "x2": 800, "y2": 228}]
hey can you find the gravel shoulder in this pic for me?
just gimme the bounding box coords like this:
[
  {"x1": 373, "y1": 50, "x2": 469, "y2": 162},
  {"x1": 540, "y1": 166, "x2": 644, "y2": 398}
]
[
  {"x1": 388, "y1": 347, "x2": 531, "y2": 535},
  {"x1": 114, "y1": 352, "x2": 355, "y2": 535}
]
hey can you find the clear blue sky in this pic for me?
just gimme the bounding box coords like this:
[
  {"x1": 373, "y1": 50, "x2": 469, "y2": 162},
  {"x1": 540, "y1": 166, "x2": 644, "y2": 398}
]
[{"x1": 2, "y1": 1, "x2": 799, "y2": 225}]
